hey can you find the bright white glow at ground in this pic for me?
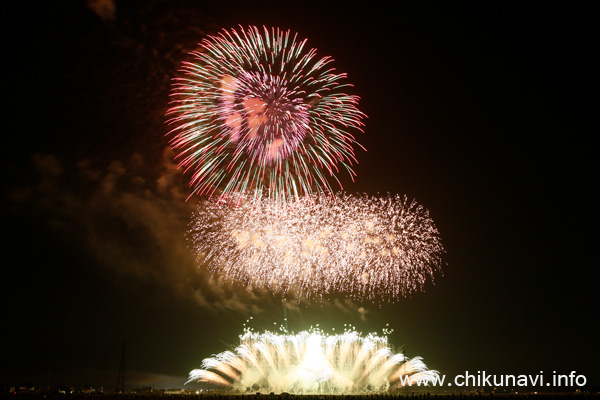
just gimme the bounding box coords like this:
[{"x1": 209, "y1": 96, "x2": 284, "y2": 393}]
[{"x1": 188, "y1": 328, "x2": 438, "y2": 393}]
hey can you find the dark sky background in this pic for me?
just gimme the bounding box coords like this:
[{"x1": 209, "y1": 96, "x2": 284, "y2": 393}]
[{"x1": 3, "y1": 0, "x2": 597, "y2": 392}]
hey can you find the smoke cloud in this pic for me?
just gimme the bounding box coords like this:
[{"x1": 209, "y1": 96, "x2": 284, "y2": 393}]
[{"x1": 9, "y1": 148, "x2": 270, "y2": 314}]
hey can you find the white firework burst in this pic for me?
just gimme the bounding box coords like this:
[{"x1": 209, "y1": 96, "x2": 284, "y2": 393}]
[
  {"x1": 189, "y1": 192, "x2": 444, "y2": 302},
  {"x1": 188, "y1": 328, "x2": 439, "y2": 393}
]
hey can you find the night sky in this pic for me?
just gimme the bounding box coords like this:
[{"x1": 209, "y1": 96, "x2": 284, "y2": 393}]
[{"x1": 4, "y1": 0, "x2": 596, "y2": 391}]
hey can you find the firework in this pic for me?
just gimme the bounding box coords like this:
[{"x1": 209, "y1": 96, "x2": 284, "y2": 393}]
[
  {"x1": 189, "y1": 193, "x2": 444, "y2": 301},
  {"x1": 188, "y1": 327, "x2": 438, "y2": 393},
  {"x1": 166, "y1": 25, "x2": 365, "y2": 202}
]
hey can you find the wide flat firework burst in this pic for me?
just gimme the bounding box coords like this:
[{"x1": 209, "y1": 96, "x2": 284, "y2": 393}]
[
  {"x1": 166, "y1": 25, "x2": 365, "y2": 202},
  {"x1": 188, "y1": 328, "x2": 438, "y2": 393},
  {"x1": 189, "y1": 193, "x2": 444, "y2": 301}
]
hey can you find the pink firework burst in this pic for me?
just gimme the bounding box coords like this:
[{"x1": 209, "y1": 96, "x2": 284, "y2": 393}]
[{"x1": 166, "y1": 26, "x2": 366, "y2": 202}]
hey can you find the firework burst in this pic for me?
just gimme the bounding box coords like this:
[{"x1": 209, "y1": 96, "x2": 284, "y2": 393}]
[
  {"x1": 166, "y1": 25, "x2": 365, "y2": 202},
  {"x1": 188, "y1": 327, "x2": 438, "y2": 393},
  {"x1": 189, "y1": 193, "x2": 444, "y2": 302}
]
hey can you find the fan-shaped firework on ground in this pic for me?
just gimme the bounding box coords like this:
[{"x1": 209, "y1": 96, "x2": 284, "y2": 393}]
[
  {"x1": 166, "y1": 25, "x2": 366, "y2": 202},
  {"x1": 188, "y1": 327, "x2": 438, "y2": 393},
  {"x1": 189, "y1": 192, "x2": 444, "y2": 301}
]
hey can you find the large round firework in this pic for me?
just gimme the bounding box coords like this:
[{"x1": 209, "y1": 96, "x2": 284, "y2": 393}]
[
  {"x1": 166, "y1": 25, "x2": 365, "y2": 201},
  {"x1": 188, "y1": 327, "x2": 439, "y2": 393},
  {"x1": 189, "y1": 193, "x2": 444, "y2": 301}
]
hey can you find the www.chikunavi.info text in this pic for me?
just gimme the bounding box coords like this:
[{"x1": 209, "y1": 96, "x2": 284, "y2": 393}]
[{"x1": 405, "y1": 371, "x2": 587, "y2": 387}]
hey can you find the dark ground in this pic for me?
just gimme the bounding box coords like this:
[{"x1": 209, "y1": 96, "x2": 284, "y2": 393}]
[{"x1": 0, "y1": 392, "x2": 598, "y2": 400}]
